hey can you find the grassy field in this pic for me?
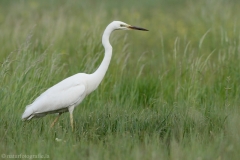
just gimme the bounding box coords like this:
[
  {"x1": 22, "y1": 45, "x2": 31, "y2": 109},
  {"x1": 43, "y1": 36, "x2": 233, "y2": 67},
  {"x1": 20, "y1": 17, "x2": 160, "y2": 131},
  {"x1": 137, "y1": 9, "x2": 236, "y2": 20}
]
[{"x1": 1, "y1": 0, "x2": 240, "y2": 159}]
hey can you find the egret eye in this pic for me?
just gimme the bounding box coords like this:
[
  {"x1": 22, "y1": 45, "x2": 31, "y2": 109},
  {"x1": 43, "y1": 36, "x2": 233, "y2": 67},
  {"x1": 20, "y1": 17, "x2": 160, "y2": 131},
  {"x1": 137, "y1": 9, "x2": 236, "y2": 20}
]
[{"x1": 120, "y1": 24, "x2": 125, "y2": 27}]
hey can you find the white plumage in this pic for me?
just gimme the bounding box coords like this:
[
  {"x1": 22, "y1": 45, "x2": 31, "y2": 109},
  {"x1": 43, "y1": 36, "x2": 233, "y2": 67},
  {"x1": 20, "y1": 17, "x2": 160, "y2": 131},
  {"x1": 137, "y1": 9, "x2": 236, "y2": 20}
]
[
  {"x1": 22, "y1": 21, "x2": 148, "y2": 131},
  {"x1": 22, "y1": 73, "x2": 87, "y2": 119}
]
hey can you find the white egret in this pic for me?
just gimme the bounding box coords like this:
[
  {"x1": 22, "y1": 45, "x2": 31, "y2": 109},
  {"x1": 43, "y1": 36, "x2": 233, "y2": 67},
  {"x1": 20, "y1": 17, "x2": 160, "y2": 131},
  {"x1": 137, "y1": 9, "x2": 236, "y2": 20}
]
[{"x1": 22, "y1": 21, "x2": 148, "y2": 131}]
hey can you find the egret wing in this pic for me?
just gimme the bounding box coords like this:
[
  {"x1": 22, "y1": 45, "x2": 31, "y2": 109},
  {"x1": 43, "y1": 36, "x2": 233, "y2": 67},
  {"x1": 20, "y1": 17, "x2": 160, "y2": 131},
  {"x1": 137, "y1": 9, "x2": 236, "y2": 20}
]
[
  {"x1": 22, "y1": 74, "x2": 88, "y2": 120},
  {"x1": 33, "y1": 84, "x2": 86, "y2": 114}
]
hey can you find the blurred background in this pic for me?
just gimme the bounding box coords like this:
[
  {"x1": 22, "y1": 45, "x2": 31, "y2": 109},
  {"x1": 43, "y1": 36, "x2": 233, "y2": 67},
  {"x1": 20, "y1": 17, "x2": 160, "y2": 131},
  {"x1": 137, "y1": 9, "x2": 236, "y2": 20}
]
[{"x1": 1, "y1": 0, "x2": 240, "y2": 159}]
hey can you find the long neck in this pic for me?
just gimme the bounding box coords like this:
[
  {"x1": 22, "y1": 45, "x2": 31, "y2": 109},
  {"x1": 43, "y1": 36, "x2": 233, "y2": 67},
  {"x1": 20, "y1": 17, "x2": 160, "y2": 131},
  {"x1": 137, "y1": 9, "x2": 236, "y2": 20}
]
[{"x1": 90, "y1": 26, "x2": 113, "y2": 88}]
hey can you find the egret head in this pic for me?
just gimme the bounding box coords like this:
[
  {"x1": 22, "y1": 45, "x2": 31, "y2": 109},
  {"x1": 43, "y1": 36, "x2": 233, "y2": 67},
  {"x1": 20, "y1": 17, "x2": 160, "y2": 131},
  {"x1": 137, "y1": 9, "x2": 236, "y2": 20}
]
[{"x1": 111, "y1": 21, "x2": 148, "y2": 31}]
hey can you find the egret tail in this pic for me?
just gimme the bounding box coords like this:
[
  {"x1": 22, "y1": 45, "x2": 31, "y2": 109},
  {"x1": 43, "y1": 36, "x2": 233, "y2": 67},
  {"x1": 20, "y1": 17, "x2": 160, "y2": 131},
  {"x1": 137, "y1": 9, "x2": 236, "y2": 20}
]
[{"x1": 22, "y1": 105, "x2": 34, "y2": 120}]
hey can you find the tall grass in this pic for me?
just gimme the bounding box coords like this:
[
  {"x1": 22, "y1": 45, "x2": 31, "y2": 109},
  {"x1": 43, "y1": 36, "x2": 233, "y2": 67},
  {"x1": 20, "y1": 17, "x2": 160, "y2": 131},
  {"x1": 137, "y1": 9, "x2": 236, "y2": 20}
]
[{"x1": 1, "y1": 0, "x2": 240, "y2": 159}]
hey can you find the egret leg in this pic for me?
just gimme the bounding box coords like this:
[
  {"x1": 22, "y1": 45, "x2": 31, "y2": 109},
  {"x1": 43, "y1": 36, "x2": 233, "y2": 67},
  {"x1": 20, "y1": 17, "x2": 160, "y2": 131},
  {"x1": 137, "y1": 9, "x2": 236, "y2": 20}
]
[
  {"x1": 68, "y1": 106, "x2": 75, "y2": 132},
  {"x1": 50, "y1": 113, "x2": 62, "y2": 128}
]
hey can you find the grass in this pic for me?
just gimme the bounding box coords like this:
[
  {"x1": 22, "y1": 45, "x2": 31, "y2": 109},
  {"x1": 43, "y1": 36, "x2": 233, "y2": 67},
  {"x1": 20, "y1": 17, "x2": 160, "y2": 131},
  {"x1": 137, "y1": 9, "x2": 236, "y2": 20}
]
[{"x1": 1, "y1": 0, "x2": 240, "y2": 159}]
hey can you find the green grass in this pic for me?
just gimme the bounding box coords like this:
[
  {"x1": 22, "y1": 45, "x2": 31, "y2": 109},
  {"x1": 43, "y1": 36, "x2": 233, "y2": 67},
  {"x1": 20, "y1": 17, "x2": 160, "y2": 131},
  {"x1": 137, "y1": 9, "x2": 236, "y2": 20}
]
[{"x1": 1, "y1": 0, "x2": 240, "y2": 159}]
